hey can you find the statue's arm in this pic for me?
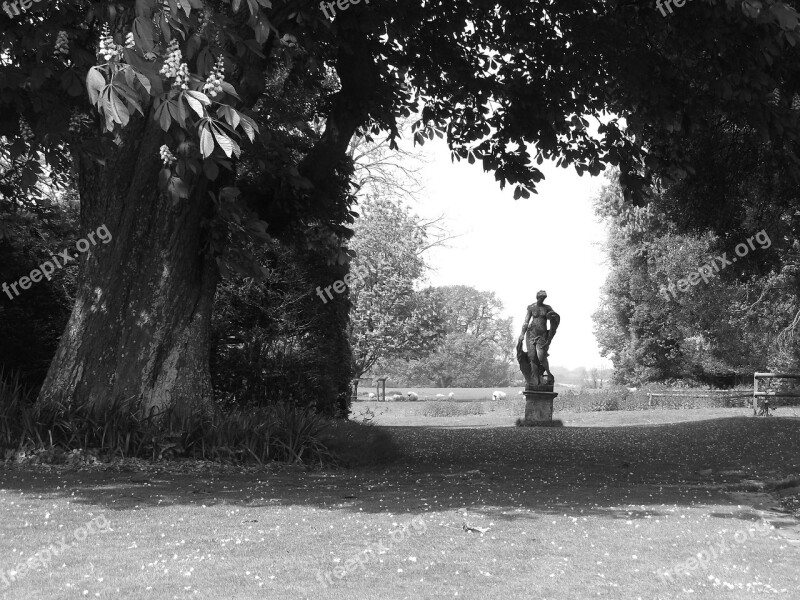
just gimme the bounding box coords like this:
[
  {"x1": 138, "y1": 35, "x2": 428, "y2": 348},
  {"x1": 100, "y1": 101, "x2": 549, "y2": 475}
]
[{"x1": 519, "y1": 307, "x2": 532, "y2": 339}]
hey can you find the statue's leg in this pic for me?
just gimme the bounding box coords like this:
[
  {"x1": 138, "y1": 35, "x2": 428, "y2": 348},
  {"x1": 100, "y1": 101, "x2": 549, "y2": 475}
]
[
  {"x1": 536, "y1": 342, "x2": 550, "y2": 381},
  {"x1": 527, "y1": 336, "x2": 542, "y2": 385},
  {"x1": 527, "y1": 349, "x2": 539, "y2": 385}
]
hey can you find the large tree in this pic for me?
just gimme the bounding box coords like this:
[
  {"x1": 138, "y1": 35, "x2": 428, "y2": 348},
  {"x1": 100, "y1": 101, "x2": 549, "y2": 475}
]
[
  {"x1": 594, "y1": 166, "x2": 798, "y2": 385},
  {"x1": 2, "y1": 0, "x2": 800, "y2": 414}
]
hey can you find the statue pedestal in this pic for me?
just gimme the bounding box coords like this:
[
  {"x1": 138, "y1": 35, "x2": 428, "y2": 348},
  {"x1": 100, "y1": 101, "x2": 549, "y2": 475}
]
[{"x1": 520, "y1": 384, "x2": 562, "y2": 427}]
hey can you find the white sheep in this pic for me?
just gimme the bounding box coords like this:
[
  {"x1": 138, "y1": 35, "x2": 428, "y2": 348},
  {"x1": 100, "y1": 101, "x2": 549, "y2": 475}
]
[
  {"x1": 368, "y1": 392, "x2": 376, "y2": 399},
  {"x1": 517, "y1": 390, "x2": 524, "y2": 396},
  {"x1": 407, "y1": 392, "x2": 419, "y2": 401},
  {"x1": 391, "y1": 393, "x2": 403, "y2": 402},
  {"x1": 448, "y1": 392, "x2": 455, "y2": 399},
  {"x1": 435, "y1": 394, "x2": 446, "y2": 399},
  {"x1": 492, "y1": 391, "x2": 507, "y2": 401}
]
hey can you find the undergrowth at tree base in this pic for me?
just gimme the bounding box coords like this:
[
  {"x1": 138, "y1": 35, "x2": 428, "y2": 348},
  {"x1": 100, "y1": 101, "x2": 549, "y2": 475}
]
[{"x1": 0, "y1": 368, "x2": 397, "y2": 469}]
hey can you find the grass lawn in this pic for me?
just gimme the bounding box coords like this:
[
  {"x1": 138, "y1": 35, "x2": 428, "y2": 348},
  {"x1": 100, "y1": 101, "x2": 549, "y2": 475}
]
[{"x1": 2, "y1": 409, "x2": 800, "y2": 599}]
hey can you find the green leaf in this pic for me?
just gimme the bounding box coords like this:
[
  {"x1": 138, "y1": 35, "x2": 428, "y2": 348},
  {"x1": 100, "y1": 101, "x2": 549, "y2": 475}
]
[
  {"x1": 135, "y1": 0, "x2": 157, "y2": 18},
  {"x1": 185, "y1": 90, "x2": 211, "y2": 106},
  {"x1": 216, "y1": 105, "x2": 240, "y2": 129},
  {"x1": 158, "y1": 101, "x2": 172, "y2": 131},
  {"x1": 197, "y1": 47, "x2": 214, "y2": 76},
  {"x1": 174, "y1": 95, "x2": 188, "y2": 126},
  {"x1": 133, "y1": 17, "x2": 156, "y2": 52},
  {"x1": 771, "y1": 3, "x2": 799, "y2": 30},
  {"x1": 238, "y1": 113, "x2": 258, "y2": 142},
  {"x1": 166, "y1": 100, "x2": 183, "y2": 127},
  {"x1": 160, "y1": 12, "x2": 171, "y2": 43},
  {"x1": 86, "y1": 67, "x2": 106, "y2": 106},
  {"x1": 199, "y1": 123, "x2": 214, "y2": 158},
  {"x1": 183, "y1": 92, "x2": 207, "y2": 117},
  {"x1": 219, "y1": 81, "x2": 241, "y2": 100},
  {"x1": 210, "y1": 122, "x2": 234, "y2": 157},
  {"x1": 110, "y1": 90, "x2": 131, "y2": 126},
  {"x1": 168, "y1": 175, "x2": 190, "y2": 199}
]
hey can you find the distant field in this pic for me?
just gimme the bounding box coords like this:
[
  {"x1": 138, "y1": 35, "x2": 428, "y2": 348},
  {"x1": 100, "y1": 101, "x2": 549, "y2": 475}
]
[
  {"x1": 355, "y1": 385, "x2": 793, "y2": 413},
  {"x1": 354, "y1": 386, "x2": 565, "y2": 402},
  {"x1": 351, "y1": 401, "x2": 800, "y2": 428}
]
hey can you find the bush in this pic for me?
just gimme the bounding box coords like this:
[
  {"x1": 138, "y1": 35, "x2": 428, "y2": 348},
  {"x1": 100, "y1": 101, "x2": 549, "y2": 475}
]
[{"x1": 211, "y1": 239, "x2": 353, "y2": 418}]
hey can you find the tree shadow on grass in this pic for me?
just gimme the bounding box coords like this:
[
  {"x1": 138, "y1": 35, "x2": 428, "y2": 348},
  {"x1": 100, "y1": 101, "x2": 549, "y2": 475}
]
[{"x1": 1, "y1": 416, "x2": 798, "y2": 523}]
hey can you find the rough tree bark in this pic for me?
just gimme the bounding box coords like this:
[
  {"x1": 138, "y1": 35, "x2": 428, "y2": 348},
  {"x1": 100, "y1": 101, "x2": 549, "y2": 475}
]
[{"x1": 36, "y1": 111, "x2": 218, "y2": 417}]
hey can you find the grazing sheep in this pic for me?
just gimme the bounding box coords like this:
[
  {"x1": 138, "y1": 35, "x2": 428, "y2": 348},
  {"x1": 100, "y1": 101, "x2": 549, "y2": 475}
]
[
  {"x1": 435, "y1": 394, "x2": 446, "y2": 399},
  {"x1": 517, "y1": 390, "x2": 524, "y2": 395},
  {"x1": 407, "y1": 392, "x2": 419, "y2": 401},
  {"x1": 492, "y1": 391, "x2": 507, "y2": 401},
  {"x1": 368, "y1": 392, "x2": 376, "y2": 399},
  {"x1": 391, "y1": 393, "x2": 403, "y2": 402},
  {"x1": 448, "y1": 392, "x2": 455, "y2": 399}
]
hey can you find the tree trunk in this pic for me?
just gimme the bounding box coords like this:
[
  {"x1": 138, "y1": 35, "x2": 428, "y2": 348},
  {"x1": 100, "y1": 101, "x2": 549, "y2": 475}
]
[{"x1": 36, "y1": 113, "x2": 217, "y2": 417}]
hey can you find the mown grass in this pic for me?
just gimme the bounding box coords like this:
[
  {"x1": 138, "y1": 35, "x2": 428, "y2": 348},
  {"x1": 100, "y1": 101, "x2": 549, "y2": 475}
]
[{"x1": 1, "y1": 412, "x2": 799, "y2": 599}]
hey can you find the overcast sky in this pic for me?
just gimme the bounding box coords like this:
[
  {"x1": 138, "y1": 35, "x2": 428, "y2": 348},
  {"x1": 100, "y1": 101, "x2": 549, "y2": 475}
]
[{"x1": 405, "y1": 139, "x2": 613, "y2": 370}]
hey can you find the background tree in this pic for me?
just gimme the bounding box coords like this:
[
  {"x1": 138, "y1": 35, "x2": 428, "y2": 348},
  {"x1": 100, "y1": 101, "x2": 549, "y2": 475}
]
[
  {"x1": 594, "y1": 168, "x2": 797, "y2": 385},
  {"x1": 347, "y1": 196, "x2": 439, "y2": 385},
  {"x1": 377, "y1": 285, "x2": 516, "y2": 387}
]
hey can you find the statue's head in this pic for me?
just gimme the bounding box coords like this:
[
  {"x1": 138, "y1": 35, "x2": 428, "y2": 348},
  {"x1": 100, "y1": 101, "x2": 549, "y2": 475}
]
[{"x1": 536, "y1": 290, "x2": 547, "y2": 302}]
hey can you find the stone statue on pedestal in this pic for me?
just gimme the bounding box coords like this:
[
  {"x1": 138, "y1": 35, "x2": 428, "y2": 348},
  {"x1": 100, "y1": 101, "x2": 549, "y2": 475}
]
[{"x1": 518, "y1": 290, "x2": 560, "y2": 386}]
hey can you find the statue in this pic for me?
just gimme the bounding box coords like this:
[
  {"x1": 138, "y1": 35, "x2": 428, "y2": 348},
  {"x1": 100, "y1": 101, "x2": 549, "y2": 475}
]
[{"x1": 518, "y1": 290, "x2": 560, "y2": 386}]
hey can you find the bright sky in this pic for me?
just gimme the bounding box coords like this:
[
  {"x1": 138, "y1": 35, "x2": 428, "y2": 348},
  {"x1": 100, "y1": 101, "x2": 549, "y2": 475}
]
[{"x1": 407, "y1": 140, "x2": 613, "y2": 370}]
